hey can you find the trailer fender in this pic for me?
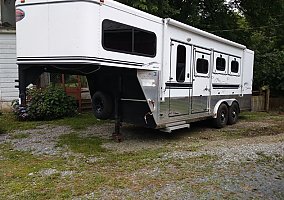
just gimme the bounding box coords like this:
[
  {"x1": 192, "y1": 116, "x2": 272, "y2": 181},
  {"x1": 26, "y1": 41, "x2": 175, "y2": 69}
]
[{"x1": 213, "y1": 99, "x2": 238, "y2": 118}]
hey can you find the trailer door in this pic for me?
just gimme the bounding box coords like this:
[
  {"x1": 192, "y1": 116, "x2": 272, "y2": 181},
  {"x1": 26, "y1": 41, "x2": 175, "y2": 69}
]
[
  {"x1": 166, "y1": 41, "x2": 192, "y2": 117},
  {"x1": 192, "y1": 47, "x2": 211, "y2": 113}
]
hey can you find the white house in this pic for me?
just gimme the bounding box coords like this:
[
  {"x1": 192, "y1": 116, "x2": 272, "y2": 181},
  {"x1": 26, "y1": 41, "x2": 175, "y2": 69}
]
[{"x1": 0, "y1": 0, "x2": 17, "y2": 111}]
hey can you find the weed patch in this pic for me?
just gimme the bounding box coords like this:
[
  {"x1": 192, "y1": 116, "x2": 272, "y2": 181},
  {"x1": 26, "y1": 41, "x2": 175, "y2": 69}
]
[
  {"x1": 50, "y1": 113, "x2": 106, "y2": 130},
  {"x1": 0, "y1": 127, "x2": 6, "y2": 135},
  {"x1": 222, "y1": 125, "x2": 283, "y2": 139},
  {"x1": 239, "y1": 112, "x2": 278, "y2": 121},
  {"x1": 0, "y1": 113, "x2": 105, "y2": 133},
  {"x1": 57, "y1": 133, "x2": 107, "y2": 155},
  {"x1": 0, "y1": 113, "x2": 41, "y2": 133},
  {"x1": 256, "y1": 152, "x2": 284, "y2": 165}
]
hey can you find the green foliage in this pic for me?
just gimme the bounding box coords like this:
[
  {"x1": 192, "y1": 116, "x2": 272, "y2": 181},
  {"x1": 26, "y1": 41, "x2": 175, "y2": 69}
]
[
  {"x1": 0, "y1": 127, "x2": 6, "y2": 135},
  {"x1": 235, "y1": 0, "x2": 284, "y2": 50},
  {"x1": 13, "y1": 86, "x2": 77, "y2": 121},
  {"x1": 232, "y1": 0, "x2": 284, "y2": 93},
  {"x1": 253, "y1": 50, "x2": 284, "y2": 92},
  {"x1": 118, "y1": 0, "x2": 178, "y2": 17}
]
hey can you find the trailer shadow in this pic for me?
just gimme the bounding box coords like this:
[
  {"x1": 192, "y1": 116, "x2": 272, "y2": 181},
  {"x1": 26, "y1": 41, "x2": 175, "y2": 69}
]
[{"x1": 118, "y1": 119, "x2": 214, "y2": 142}]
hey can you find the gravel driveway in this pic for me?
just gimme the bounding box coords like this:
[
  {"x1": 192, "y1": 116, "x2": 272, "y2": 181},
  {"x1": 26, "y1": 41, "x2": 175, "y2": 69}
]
[{"x1": 0, "y1": 113, "x2": 283, "y2": 199}]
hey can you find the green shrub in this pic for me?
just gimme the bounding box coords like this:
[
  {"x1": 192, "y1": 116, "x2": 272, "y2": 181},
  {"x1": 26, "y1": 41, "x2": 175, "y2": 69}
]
[
  {"x1": 12, "y1": 86, "x2": 77, "y2": 121},
  {"x1": 0, "y1": 128, "x2": 6, "y2": 135}
]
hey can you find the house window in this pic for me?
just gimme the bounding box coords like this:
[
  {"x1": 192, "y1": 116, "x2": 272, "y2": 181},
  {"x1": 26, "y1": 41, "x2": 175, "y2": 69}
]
[
  {"x1": 176, "y1": 45, "x2": 186, "y2": 82},
  {"x1": 196, "y1": 58, "x2": 209, "y2": 74},
  {"x1": 102, "y1": 19, "x2": 156, "y2": 57},
  {"x1": 216, "y1": 57, "x2": 226, "y2": 71},
  {"x1": 231, "y1": 60, "x2": 239, "y2": 73}
]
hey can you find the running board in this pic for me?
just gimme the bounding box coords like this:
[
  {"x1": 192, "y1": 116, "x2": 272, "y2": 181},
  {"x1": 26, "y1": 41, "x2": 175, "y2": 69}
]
[{"x1": 160, "y1": 121, "x2": 190, "y2": 133}]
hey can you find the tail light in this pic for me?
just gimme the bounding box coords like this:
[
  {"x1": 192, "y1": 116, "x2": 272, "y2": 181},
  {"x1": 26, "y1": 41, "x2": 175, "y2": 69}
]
[{"x1": 16, "y1": 9, "x2": 25, "y2": 22}]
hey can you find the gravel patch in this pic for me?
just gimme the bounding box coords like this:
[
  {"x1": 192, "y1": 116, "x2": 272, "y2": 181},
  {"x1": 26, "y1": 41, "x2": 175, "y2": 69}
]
[
  {"x1": 5, "y1": 125, "x2": 72, "y2": 155},
  {"x1": 0, "y1": 134, "x2": 9, "y2": 144},
  {"x1": 74, "y1": 184, "x2": 192, "y2": 200},
  {"x1": 28, "y1": 168, "x2": 75, "y2": 178},
  {"x1": 102, "y1": 140, "x2": 165, "y2": 153},
  {"x1": 82, "y1": 123, "x2": 114, "y2": 139},
  {"x1": 39, "y1": 168, "x2": 58, "y2": 176},
  {"x1": 161, "y1": 140, "x2": 284, "y2": 165}
]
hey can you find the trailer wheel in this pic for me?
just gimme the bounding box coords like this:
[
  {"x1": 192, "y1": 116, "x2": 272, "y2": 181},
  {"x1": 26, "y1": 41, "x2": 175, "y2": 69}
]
[
  {"x1": 92, "y1": 91, "x2": 113, "y2": 120},
  {"x1": 228, "y1": 102, "x2": 239, "y2": 125},
  {"x1": 213, "y1": 103, "x2": 228, "y2": 128}
]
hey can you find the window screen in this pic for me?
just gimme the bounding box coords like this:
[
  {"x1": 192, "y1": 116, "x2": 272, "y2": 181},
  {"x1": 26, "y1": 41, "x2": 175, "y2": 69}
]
[
  {"x1": 231, "y1": 60, "x2": 239, "y2": 73},
  {"x1": 196, "y1": 58, "x2": 209, "y2": 74},
  {"x1": 216, "y1": 57, "x2": 226, "y2": 71},
  {"x1": 102, "y1": 20, "x2": 156, "y2": 57},
  {"x1": 176, "y1": 45, "x2": 186, "y2": 82}
]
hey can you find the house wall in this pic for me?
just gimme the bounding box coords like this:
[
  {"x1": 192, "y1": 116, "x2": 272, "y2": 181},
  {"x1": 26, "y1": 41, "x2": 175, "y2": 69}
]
[
  {"x1": 0, "y1": 31, "x2": 18, "y2": 112},
  {"x1": 0, "y1": 0, "x2": 16, "y2": 26},
  {"x1": 0, "y1": 0, "x2": 17, "y2": 112}
]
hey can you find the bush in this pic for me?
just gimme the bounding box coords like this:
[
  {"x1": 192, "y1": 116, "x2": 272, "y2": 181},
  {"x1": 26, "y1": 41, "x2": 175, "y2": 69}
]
[
  {"x1": 0, "y1": 128, "x2": 5, "y2": 135},
  {"x1": 12, "y1": 86, "x2": 77, "y2": 121}
]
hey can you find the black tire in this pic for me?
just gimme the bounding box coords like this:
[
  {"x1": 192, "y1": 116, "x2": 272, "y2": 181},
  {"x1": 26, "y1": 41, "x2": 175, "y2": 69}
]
[
  {"x1": 213, "y1": 103, "x2": 228, "y2": 128},
  {"x1": 228, "y1": 102, "x2": 239, "y2": 125},
  {"x1": 92, "y1": 91, "x2": 113, "y2": 120}
]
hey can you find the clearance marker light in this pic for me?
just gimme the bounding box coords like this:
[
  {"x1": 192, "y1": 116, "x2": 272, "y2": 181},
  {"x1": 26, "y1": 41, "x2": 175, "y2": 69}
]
[{"x1": 16, "y1": 9, "x2": 25, "y2": 22}]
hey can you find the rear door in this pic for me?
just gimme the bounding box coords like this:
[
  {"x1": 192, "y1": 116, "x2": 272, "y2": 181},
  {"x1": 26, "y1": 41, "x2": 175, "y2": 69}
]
[{"x1": 191, "y1": 47, "x2": 211, "y2": 113}]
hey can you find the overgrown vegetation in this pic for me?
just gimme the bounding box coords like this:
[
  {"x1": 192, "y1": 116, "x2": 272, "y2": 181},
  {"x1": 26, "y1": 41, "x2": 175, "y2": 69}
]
[{"x1": 12, "y1": 86, "x2": 77, "y2": 121}]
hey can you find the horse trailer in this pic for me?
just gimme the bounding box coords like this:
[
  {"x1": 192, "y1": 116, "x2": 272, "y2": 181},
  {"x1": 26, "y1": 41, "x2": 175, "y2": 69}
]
[{"x1": 15, "y1": 0, "x2": 254, "y2": 135}]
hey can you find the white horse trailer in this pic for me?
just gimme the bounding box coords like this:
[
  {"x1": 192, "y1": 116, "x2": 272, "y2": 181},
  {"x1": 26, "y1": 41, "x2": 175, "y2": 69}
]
[{"x1": 16, "y1": 0, "x2": 254, "y2": 134}]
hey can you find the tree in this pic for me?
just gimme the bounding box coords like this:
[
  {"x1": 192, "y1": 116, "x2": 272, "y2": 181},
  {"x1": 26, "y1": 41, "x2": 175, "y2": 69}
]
[
  {"x1": 231, "y1": 0, "x2": 284, "y2": 93},
  {"x1": 118, "y1": 0, "x2": 178, "y2": 17}
]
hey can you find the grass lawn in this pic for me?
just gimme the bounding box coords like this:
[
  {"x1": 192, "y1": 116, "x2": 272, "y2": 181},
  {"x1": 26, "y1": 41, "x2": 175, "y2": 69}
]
[{"x1": 0, "y1": 112, "x2": 103, "y2": 134}]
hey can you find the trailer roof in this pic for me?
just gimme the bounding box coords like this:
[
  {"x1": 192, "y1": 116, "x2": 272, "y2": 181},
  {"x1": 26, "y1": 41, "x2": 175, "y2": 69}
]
[
  {"x1": 108, "y1": 1, "x2": 246, "y2": 49},
  {"x1": 166, "y1": 19, "x2": 246, "y2": 49}
]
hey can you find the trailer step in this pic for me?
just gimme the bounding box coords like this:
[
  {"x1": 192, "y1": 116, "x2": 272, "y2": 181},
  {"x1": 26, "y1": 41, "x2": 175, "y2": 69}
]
[{"x1": 161, "y1": 123, "x2": 190, "y2": 133}]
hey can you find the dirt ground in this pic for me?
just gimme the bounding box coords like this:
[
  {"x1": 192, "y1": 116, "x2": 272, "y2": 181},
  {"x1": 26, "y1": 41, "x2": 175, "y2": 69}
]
[{"x1": 0, "y1": 112, "x2": 283, "y2": 199}]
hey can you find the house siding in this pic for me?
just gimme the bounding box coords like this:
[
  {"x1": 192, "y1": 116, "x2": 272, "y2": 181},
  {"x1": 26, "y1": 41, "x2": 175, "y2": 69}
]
[{"x1": 0, "y1": 32, "x2": 18, "y2": 111}]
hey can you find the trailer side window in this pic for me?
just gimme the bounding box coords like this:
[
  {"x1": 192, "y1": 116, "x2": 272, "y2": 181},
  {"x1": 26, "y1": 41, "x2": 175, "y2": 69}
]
[
  {"x1": 231, "y1": 60, "x2": 239, "y2": 73},
  {"x1": 196, "y1": 58, "x2": 208, "y2": 74},
  {"x1": 216, "y1": 57, "x2": 226, "y2": 71},
  {"x1": 103, "y1": 20, "x2": 132, "y2": 52},
  {"x1": 176, "y1": 45, "x2": 186, "y2": 82},
  {"x1": 102, "y1": 20, "x2": 156, "y2": 57},
  {"x1": 134, "y1": 30, "x2": 156, "y2": 56}
]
